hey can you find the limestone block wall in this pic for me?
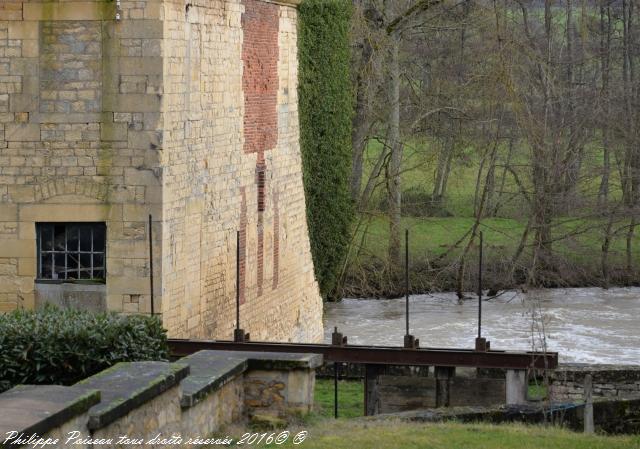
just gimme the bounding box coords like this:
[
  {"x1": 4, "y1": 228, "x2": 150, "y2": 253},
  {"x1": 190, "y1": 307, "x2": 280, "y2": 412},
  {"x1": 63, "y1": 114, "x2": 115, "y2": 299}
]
[
  {"x1": 549, "y1": 364, "x2": 640, "y2": 401},
  {"x1": 0, "y1": 0, "x2": 323, "y2": 343},
  {"x1": 0, "y1": 0, "x2": 164, "y2": 316},
  {"x1": 159, "y1": 0, "x2": 323, "y2": 342}
]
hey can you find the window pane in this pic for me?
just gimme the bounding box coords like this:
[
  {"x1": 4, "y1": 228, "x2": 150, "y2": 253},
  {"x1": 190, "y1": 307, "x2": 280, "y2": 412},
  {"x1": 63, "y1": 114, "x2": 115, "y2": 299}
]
[
  {"x1": 40, "y1": 254, "x2": 52, "y2": 278},
  {"x1": 41, "y1": 225, "x2": 53, "y2": 251},
  {"x1": 54, "y1": 225, "x2": 66, "y2": 251},
  {"x1": 93, "y1": 226, "x2": 105, "y2": 252},
  {"x1": 67, "y1": 225, "x2": 79, "y2": 252},
  {"x1": 79, "y1": 226, "x2": 92, "y2": 251},
  {"x1": 54, "y1": 253, "x2": 65, "y2": 279},
  {"x1": 80, "y1": 253, "x2": 91, "y2": 279},
  {"x1": 37, "y1": 222, "x2": 106, "y2": 282},
  {"x1": 66, "y1": 254, "x2": 79, "y2": 279},
  {"x1": 93, "y1": 253, "x2": 104, "y2": 270}
]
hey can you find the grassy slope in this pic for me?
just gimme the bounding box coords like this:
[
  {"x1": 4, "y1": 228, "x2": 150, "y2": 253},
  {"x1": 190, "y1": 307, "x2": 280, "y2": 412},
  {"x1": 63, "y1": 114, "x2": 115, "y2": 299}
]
[{"x1": 349, "y1": 138, "x2": 640, "y2": 293}]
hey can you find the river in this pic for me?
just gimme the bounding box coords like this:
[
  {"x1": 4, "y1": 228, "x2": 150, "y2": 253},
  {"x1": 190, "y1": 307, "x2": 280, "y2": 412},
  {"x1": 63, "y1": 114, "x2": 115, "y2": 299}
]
[{"x1": 323, "y1": 287, "x2": 640, "y2": 364}]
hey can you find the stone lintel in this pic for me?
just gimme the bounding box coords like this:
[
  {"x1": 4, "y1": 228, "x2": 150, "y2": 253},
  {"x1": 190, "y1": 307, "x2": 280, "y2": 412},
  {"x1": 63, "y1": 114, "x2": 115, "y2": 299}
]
[
  {"x1": 76, "y1": 362, "x2": 189, "y2": 430},
  {"x1": 0, "y1": 385, "x2": 100, "y2": 446}
]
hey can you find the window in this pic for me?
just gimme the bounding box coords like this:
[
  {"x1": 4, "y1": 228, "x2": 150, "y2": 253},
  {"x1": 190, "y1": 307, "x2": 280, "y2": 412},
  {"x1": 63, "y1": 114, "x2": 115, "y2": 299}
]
[{"x1": 37, "y1": 223, "x2": 106, "y2": 282}]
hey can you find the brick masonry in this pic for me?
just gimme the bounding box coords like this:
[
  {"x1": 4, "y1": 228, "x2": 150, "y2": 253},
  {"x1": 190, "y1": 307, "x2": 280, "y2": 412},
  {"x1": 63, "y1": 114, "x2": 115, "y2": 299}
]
[{"x1": 0, "y1": 0, "x2": 323, "y2": 343}]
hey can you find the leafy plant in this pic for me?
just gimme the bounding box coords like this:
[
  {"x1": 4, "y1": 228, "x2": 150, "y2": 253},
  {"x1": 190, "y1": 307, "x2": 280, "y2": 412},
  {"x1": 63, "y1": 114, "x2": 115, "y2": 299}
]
[
  {"x1": 299, "y1": 0, "x2": 354, "y2": 299},
  {"x1": 0, "y1": 305, "x2": 168, "y2": 392}
]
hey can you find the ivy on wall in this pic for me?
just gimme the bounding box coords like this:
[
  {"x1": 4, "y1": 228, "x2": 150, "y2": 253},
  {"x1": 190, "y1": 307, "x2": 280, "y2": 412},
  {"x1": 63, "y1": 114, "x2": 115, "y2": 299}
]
[{"x1": 298, "y1": 0, "x2": 354, "y2": 299}]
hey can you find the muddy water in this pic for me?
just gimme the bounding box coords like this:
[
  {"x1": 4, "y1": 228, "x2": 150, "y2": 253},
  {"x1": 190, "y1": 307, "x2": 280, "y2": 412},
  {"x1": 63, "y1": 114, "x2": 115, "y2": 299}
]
[{"x1": 323, "y1": 287, "x2": 640, "y2": 364}]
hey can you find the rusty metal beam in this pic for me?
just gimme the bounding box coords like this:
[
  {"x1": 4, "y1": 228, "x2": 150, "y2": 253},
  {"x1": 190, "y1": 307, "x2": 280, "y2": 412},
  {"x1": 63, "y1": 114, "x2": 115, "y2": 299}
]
[{"x1": 167, "y1": 339, "x2": 558, "y2": 370}]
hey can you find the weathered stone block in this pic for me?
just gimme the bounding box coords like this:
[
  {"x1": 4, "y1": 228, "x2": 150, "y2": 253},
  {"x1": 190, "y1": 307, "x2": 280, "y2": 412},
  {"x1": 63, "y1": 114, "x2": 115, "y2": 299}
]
[
  {"x1": 5, "y1": 123, "x2": 39, "y2": 141},
  {"x1": 23, "y1": 2, "x2": 115, "y2": 21},
  {"x1": 8, "y1": 21, "x2": 38, "y2": 40}
]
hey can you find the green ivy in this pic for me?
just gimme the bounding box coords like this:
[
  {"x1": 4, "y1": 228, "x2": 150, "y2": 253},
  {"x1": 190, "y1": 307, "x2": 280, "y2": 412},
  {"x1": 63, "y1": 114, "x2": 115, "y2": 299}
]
[
  {"x1": 299, "y1": 0, "x2": 354, "y2": 299},
  {"x1": 0, "y1": 305, "x2": 168, "y2": 393}
]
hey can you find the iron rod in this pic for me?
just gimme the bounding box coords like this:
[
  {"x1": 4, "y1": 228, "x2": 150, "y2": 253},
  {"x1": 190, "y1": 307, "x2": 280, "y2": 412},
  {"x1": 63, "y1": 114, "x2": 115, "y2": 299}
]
[
  {"x1": 405, "y1": 228, "x2": 409, "y2": 336},
  {"x1": 334, "y1": 362, "x2": 339, "y2": 419},
  {"x1": 478, "y1": 231, "x2": 483, "y2": 338},
  {"x1": 236, "y1": 231, "x2": 240, "y2": 331},
  {"x1": 149, "y1": 214, "x2": 154, "y2": 316}
]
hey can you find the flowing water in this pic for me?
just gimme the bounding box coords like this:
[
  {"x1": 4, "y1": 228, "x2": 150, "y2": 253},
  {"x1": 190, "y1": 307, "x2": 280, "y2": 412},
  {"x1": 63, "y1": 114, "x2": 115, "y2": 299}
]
[{"x1": 323, "y1": 287, "x2": 640, "y2": 364}]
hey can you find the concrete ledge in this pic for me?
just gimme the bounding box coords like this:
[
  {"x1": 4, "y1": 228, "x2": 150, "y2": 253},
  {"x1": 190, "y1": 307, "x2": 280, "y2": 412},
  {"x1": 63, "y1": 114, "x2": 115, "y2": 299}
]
[
  {"x1": 0, "y1": 385, "x2": 100, "y2": 447},
  {"x1": 75, "y1": 362, "x2": 189, "y2": 430},
  {"x1": 179, "y1": 352, "x2": 248, "y2": 409}
]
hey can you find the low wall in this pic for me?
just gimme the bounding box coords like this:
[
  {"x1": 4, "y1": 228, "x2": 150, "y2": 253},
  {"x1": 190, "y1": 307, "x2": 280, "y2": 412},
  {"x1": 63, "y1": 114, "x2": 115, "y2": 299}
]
[
  {"x1": 371, "y1": 373, "x2": 506, "y2": 414},
  {"x1": 376, "y1": 397, "x2": 640, "y2": 434},
  {"x1": 0, "y1": 351, "x2": 321, "y2": 449},
  {"x1": 549, "y1": 364, "x2": 640, "y2": 401}
]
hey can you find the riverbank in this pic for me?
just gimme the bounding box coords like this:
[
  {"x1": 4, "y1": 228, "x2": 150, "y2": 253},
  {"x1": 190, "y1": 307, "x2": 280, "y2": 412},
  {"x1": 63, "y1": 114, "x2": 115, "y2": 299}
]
[{"x1": 341, "y1": 216, "x2": 640, "y2": 298}]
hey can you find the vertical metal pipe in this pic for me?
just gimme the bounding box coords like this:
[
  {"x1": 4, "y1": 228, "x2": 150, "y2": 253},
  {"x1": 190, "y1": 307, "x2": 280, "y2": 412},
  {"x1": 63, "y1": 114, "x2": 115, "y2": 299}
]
[
  {"x1": 149, "y1": 214, "x2": 155, "y2": 316},
  {"x1": 478, "y1": 231, "x2": 483, "y2": 338},
  {"x1": 236, "y1": 230, "x2": 240, "y2": 331},
  {"x1": 334, "y1": 362, "x2": 339, "y2": 419},
  {"x1": 405, "y1": 228, "x2": 409, "y2": 336}
]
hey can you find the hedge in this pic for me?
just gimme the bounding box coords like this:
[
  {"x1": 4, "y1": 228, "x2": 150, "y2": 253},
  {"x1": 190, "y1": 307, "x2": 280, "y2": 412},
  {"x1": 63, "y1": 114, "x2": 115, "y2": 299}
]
[
  {"x1": 0, "y1": 306, "x2": 168, "y2": 393},
  {"x1": 299, "y1": 0, "x2": 354, "y2": 299}
]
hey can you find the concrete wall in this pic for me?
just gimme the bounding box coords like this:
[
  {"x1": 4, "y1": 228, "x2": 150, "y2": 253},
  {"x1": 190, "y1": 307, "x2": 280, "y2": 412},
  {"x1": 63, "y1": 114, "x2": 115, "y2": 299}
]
[{"x1": 0, "y1": 0, "x2": 323, "y2": 342}]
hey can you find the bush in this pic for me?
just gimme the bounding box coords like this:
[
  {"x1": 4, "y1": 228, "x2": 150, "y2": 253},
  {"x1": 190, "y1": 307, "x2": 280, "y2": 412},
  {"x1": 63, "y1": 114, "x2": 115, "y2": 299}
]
[
  {"x1": 299, "y1": 0, "x2": 354, "y2": 299},
  {"x1": 0, "y1": 305, "x2": 168, "y2": 393}
]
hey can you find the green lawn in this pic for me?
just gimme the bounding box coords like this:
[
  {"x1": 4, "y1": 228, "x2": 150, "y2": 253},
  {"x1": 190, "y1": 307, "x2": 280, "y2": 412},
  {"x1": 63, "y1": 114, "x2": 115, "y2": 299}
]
[
  {"x1": 217, "y1": 380, "x2": 638, "y2": 449},
  {"x1": 252, "y1": 420, "x2": 640, "y2": 449},
  {"x1": 313, "y1": 378, "x2": 364, "y2": 419}
]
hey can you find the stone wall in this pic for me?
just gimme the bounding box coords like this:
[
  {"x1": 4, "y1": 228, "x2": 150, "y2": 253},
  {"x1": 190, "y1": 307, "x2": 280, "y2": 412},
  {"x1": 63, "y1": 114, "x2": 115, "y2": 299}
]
[
  {"x1": 549, "y1": 364, "x2": 640, "y2": 401},
  {"x1": 0, "y1": 0, "x2": 165, "y2": 316},
  {"x1": 0, "y1": 0, "x2": 323, "y2": 343},
  {"x1": 0, "y1": 350, "x2": 321, "y2": 449},
  {"x1": 159, "y1": 0, "x2": 322, "y2": 342}
]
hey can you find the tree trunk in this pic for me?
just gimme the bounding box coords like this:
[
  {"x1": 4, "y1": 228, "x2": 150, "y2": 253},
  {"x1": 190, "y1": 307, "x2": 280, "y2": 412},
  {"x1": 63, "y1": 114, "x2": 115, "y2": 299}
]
[{"x1": 387, "y1": 32, "x2": 403, "y2": 267}]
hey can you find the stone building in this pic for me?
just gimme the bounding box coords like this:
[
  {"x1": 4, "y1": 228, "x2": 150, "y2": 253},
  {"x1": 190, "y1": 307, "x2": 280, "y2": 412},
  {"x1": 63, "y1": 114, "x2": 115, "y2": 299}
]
[{"x1": 0, "y1": 0, "x2": 324, "y2": 342}]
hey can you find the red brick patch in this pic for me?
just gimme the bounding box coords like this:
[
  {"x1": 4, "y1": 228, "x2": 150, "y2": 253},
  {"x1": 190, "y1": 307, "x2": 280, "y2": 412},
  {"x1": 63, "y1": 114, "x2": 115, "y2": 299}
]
[{"x1": 242, "y1": 0, "x2": 279, "y2": 157}]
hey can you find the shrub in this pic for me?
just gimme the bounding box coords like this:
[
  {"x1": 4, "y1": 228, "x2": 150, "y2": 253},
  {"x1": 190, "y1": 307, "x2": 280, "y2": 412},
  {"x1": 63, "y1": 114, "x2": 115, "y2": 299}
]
[
  {"x1": 299, "y1": 0, "x2": 354, "y2": 299},
  {"x1": 0, "y1": 305, "x2": 168, "y2": 393}
]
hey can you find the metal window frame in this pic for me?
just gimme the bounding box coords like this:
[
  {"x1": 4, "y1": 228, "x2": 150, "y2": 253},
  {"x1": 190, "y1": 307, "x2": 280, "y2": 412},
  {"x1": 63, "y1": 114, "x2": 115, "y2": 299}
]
[{"x1": 36, "y1": 222, "x2": 106, "y2": 284}]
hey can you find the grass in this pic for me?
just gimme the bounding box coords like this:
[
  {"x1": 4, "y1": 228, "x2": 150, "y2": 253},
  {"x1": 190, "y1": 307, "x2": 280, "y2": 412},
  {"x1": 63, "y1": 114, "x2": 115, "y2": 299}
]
[
  {"x1": 313, "y1": 378, "x2": 364, "y2": 419},
  {"x1": 214, "y1": 380, "x2": 638, "y2": 449},
  {"x1": 252, "y1": 420, "x2": 640, "y2": 449}
]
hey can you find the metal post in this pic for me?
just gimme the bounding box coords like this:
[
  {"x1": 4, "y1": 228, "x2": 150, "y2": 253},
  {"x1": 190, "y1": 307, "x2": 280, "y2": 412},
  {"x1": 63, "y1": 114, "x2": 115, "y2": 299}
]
[
  {"x1": 236, "y1": 230, "x2": 240, "y2": 332},
  {"x1": 234, "y1": 231, "x2": 246, "y2": 342},
  {"x1": 405, "y1": 228, "x2": 409, "y2": 336},
  {"x1": 403, "y1": 229, "x2": 417, "y2": 349},
  {"x1": 148, "y1": 214, "x2": 154, "y2": 316},
  {"x1": 334, "y1": 362, "x2": 339, "y2": 419},
  {"x1": 478, "y1": 231, "x2": 483, "y2": 338}
]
